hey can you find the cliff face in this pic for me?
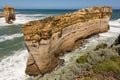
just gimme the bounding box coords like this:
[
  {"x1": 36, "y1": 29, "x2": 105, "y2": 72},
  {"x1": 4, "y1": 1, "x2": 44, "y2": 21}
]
[{"x1": 22, "y1": 6, "x2": 112, "y2": 76}]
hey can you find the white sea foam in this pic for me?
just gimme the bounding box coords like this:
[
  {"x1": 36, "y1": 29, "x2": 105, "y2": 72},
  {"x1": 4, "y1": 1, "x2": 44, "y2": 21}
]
[
  {"x1": 99, "y1": 20, "x2": 120, "y2": 37},
  {"x1": 108, "y1": 20, "x2": 120, "y2": 34},
  {"x1": 14, "y1": 14, "x2": 45, "y2": 24},
  {"x1": 0, "y1": 49, "x2": 29, "y2": 80},
  {"x1": 109, "y1": 19, "x2": 120, "y2": 27},
  {"x1": 0, "y1": 13, "x2": 52, "y2": 27},
  {"x1": 0, "y1": 33, "x2": 23, "y2": 42}
]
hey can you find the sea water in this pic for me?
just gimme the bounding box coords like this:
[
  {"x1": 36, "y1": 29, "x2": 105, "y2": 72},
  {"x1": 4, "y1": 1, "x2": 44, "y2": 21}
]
[{"x1": 0, "y1": 9, "x2": 120, "y2": 80}]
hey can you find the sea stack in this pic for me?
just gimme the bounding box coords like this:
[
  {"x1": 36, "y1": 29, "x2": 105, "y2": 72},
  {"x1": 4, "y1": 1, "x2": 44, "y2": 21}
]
[
  {"x1": 0, "y1": 6, "x2": 16, "y2": 24},
  {"x1": 4, "y1": 6, "x2": 16, "y2": 24},
  {"x1": 22, "y1": 6, "x2": 112, "y2": 76}
]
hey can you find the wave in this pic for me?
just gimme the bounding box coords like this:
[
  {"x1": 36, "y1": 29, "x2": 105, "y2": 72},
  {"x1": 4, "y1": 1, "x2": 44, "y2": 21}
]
[
  {"x1": 0, "y1": 33, "x2": 23, "y2": 42},
  {"x1": 14, "y1": 14, "x2": 47, "y2": 24},
  {"x1": 17, "y1": 14, "x2": 52, "y2": 17},
  {"x1": 0, "y1": 13, "x2": 53, "y2": 27},
  {"x1": 0, "y1": 49, "x2": 29, "y2": 80},
  {"x1": 108, "y1": 19, "x2": 120, "y2": 34},
  {"x1": 109, "y1": 19, "x2": 120, "y2": 27}
]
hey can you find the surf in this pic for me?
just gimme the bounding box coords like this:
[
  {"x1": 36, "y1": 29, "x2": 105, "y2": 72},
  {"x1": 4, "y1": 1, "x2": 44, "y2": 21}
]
[
  {"x1": 0, "y1": 33, "x2": 23, "y2": 42},
  {"x1": 0, "y1": 49, "x2": 29, "y2": 80},
  {"x1": 0, "y1": 9, "x2": 120, "y2": 80}
]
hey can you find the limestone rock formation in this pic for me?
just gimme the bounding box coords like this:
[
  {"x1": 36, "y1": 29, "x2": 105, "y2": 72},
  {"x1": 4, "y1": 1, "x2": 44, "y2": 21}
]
[
  {"x1": 4, "y1": 6, "x2": 16, "y2": 24},
  {"x1": 22, "y1": 6, "x2": 112, "y2": 76},
  {"x1": 0, "y1": 6, "x2": 16, "y2": 24}
]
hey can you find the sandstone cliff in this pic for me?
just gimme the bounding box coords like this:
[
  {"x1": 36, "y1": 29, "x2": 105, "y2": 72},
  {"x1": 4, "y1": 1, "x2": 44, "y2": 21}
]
[
  {"x1": 22, "y1": 6, "x2": 112, "y2": 76},
  {"x1": 0, "y1": 6, "x2": 16, "y2": 24}
]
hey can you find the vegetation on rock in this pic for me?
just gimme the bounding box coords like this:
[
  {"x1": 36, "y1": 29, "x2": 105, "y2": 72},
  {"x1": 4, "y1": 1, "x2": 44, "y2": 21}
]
[
  {"x1": 93, "y1": 56, "x2": 120, "y2": 74},
  {"x1": 39, "y1": 34, "x2": 120, "y2": 80},
  {"x1": 76, "y1": 37, "x2": 120, "y2": 80}
]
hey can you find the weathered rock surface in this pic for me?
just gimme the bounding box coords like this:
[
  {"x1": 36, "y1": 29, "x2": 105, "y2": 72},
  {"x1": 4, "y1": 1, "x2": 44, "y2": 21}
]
[
  {"x1": 22, "y1": 6, "x2": 112, "y2": 76},
  {"x1": 0, "y1": 6, "x2": 16, "y2": 24}
]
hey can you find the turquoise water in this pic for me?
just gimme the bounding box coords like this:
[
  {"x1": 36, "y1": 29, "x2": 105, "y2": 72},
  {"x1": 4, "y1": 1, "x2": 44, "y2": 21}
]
[
  {"x1": 0, "y1": 9, "x2": 120, "y2": 80},
  {"x1": 111, "y1": 9, "x2": 120, "y2": 20},
  {"x1": 0, "y1": 25, "x2": 24, "y2": 59}
]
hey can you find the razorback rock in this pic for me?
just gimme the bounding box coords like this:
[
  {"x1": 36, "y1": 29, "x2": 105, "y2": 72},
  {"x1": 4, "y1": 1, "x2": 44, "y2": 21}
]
[
  {"x1": 23, "y1": 6, "x2": 112, "y2": 76},
  {"x1": 4, "y1": 6, "x2": 16, "y2": 24},
  {"x1": 0, "y1": 6, "x2": 16, "y2": 24}
]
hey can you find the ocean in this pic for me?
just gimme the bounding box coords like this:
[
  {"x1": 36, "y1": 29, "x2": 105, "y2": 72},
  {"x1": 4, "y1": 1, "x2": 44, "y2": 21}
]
[{"x1": 0, "y1": 9, "x2": 120, "y2": 80}]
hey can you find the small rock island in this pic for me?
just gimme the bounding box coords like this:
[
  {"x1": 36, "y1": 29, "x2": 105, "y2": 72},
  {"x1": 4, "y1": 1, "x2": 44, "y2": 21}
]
[
  {"x1": 22, "y1": 6, "x2": 112, "y2": 76},
  {"x1": 0, "y1": 6, "x2": 16, "y2": 24}
]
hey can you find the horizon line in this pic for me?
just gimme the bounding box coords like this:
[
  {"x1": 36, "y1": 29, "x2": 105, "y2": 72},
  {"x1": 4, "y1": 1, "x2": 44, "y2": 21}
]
[
  {"x1": 0, "y1": 8, "x2": 120, "y2": 9},
  {"x1": 0, "y1": 8, "x2": 120, "y2": 10}
]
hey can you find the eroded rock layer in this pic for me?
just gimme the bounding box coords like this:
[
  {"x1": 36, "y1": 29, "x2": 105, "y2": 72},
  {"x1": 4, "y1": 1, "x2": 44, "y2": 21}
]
[{"x1": 23, "y1": 6, "x2": 112, "y2": 76}]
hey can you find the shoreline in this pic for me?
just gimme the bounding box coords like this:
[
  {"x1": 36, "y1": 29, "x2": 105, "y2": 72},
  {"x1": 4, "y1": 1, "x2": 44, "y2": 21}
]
[{"x1": 0, "y1": 8, "x2": 120, "y2": 80}]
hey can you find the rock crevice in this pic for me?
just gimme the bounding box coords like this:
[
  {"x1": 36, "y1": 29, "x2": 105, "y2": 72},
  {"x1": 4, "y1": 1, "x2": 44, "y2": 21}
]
[{"x1": 22, "y1": 6, "x2": 112, "y2": 76}]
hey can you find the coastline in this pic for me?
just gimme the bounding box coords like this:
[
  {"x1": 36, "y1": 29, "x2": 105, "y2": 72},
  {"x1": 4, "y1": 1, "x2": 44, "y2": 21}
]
[
  {"x1": 0, "y1": 8, "x2": 120, "y2": 80},
  {"x1": 38, "y1": 34, "x2": 120, "y2": 80}
]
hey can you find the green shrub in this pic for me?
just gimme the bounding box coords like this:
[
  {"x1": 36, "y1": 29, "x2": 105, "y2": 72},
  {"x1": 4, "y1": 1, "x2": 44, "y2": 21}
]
[
  {"x1": 40, "y1": 62, "x2": 84, "y2": 80},
  {"x1": 113, "y1": 35, "x2": 120, "y2": 45},
  {"x1": 94, "y1": 43, "x2": 107, "y2": 50},
  {"x1": 77, "y1": 46, "x2": 119, "y2": 65},
  {"x1": 76, "y1": 54, "x2": 89, "y2": 63},
  {"x1": 87, "y1": 48, "x2": 119, "y2": 65},
  {"x1": 93, "y1": 56, "x2": 120, "y2": 74},
  {"x1": 111, "y1": 56, "x2": 120, "y2": 65},
  {"x1": 112, "y1": 44, "x2": 120, "y2": 55}
]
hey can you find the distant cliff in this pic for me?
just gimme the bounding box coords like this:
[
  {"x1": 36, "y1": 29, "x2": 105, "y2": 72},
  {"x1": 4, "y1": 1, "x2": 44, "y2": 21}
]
[{"x1": 22, "y1": 6, "x2": 112, "y2": 76}]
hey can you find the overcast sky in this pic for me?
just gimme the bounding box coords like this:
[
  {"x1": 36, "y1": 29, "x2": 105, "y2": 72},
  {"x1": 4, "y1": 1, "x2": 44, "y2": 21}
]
[{"x1": 0, "y1": 0, "x2": 119, "y2": 9}]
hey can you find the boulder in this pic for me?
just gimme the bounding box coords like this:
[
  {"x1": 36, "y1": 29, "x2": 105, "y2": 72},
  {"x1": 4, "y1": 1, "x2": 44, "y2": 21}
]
[{"x1": 22, "y1": 6, "x2": 112, "y2": 76}]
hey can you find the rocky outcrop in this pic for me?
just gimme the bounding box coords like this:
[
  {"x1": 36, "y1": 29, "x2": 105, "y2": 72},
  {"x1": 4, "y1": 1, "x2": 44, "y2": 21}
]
[
  {"x1": 0, "y1": 6, "x2": 16, "y2": 24},
  {"x1": 22, "y1": 6, "x2": 112, "y2": 76}
]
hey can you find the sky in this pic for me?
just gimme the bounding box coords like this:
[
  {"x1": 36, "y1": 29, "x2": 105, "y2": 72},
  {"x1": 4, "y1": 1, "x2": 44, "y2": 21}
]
[{"x1": 0, "y1": 0, "x2": 120, "y2": 9}]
